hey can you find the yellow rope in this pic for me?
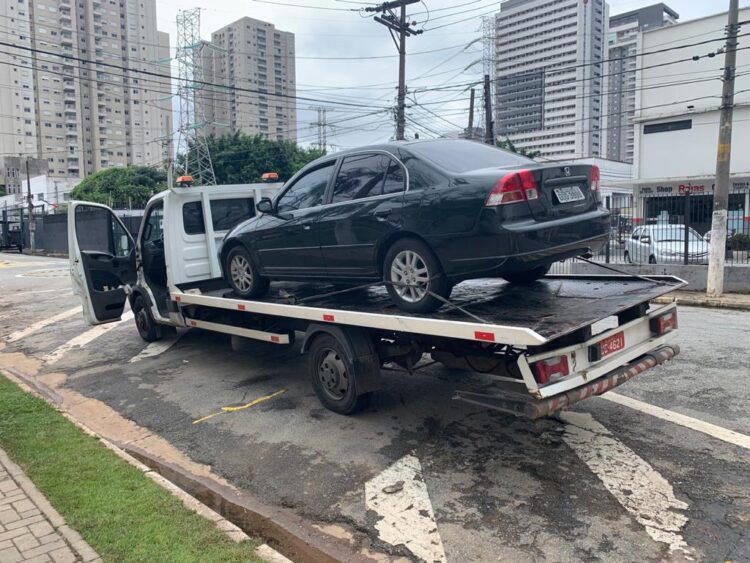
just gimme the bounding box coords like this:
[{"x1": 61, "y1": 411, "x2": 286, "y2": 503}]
[{"x1": 192, "y1": 388, "x2": 288, "y2": 424}]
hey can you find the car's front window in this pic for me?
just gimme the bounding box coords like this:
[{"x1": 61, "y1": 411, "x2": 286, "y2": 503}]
[
  {"x1": 653, "y1": 226, "x2": 702, "y2": 243},
  {"x1": 276, "y1": 162, "x2": 334, "y2": 213}
]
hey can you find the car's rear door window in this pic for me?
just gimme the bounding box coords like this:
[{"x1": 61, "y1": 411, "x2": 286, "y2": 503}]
[
  {"x1": 332, "y1": 153, "x2": 405, "y2": 203},
  {"x1": 408, "y1": 140, "x2": 534, "y2": 173},
  {"x1": 277, "y1": 162, "x2": 334, "y2": 213}
]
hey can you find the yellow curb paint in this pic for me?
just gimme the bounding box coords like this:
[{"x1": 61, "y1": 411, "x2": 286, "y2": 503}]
[{"x1": 192, "y1": 388, "x2": 288, "y2": 424}]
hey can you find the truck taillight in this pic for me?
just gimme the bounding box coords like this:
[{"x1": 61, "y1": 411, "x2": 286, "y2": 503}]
[
  {"x1": 485, "y1": 170, "x2": 539, "y2": 206},
  {"x1": 590, "y1": 165, "x2": 600, "y2": 191},
  {"x1": 531, "y1": 355, "x2": 570, "y2": 385},
  {"x1": 650, "y1": 310, "x2": 678, "y2": 336}
]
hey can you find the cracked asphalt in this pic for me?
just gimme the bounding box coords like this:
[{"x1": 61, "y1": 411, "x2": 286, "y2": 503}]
[{"x1": 1, "y1": 252, "x2": 749, "y2": 562}]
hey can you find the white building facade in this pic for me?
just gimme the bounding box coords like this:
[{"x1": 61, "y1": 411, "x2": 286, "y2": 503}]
[
  {"x1": 198, "y1": 17, "x2": 297, "y2": 141},
  {"x1": 0, "y1": 0, "x2": 172, "y2": 180},
  {"x1": 604, "y1": 3, "x2": 678, "y2": 164},
  {"x1": 494, "y1": 0, "x2": 608, "y2": 160},
  {"x1": 632, "y1": 8, "x2": 750, "y2": 236}
]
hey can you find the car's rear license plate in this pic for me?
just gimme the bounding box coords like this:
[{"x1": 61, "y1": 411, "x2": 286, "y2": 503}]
[
  {"x1": 599, "y1": 331, "x2": 625, "y2": 358},
  {"x1": 554, "y1": 185, "x2": 585, "y2": 203}
]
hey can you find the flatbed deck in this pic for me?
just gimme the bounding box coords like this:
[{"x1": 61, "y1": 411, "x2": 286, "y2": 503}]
[{"x1": 176, "y1": 274, "x2": 685, "y2": 347}]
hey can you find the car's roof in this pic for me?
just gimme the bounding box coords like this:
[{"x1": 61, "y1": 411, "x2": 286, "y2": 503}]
[{"x1": 317, "y1": 138, "x2": 485, "y2": 160}]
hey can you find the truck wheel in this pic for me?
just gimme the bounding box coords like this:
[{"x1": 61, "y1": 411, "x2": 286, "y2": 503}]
[
  {"x1": 132, "y1": 294, "x2": 161, "y2": 343},
  {"x1": 225, "y1": 246, "x2": 269, "y2": 299},
  {"x1": 308, "y1": 334, "x2": 372, "y2": 415},
  {"x1": 384, "y1": 238, "x2": 450, "y2": 313},
  {"x1": 502, "y1": 264, "x2": 551, "y2": 285}
]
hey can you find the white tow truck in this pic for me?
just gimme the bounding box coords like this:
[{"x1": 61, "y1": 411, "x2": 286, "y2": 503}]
[{"x1": 68, "y1": 182, "x2": 683, "y2": 417}]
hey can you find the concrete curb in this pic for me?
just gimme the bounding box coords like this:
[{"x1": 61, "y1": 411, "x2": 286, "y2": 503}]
[
  {"x1": 0, "y1": 449, "x2": 101, "y2": 563},
  {"x1": 652, "y1": 293, "x2": 750, "y2": 311},
  {"x1": 1, "y1": 369, "x2": 292, "y2": 563}
]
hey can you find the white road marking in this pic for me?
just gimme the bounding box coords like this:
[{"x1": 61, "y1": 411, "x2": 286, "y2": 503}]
[
  {"x1": 43, "y1": 311, "x2": 134, "y2": 364},
  {"x1": 129, "y1": 335, "x2": 181, "y2": 363},
  {"x1": 560, "y1": 412, "x2": 694, "y2": 558},
  {"x1": 5, "y1": 307, "x2": 81, "y2": 342},
  {"x1": 364, "y1": 454, "x2": 446, "y2": 563},
  {"x1": 8, "y1": 288, "x2": 73, "y2": 297},
  {"x1": 602, "y1": 392, "x2": 750, "y2": 451}
]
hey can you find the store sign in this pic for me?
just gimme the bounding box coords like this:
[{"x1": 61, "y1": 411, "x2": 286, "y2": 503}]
[{"x1": 639, "y1": 178, "x2": 749, "y2": 195}]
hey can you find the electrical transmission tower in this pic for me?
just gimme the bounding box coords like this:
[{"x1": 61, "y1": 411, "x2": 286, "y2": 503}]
[
  {"x1": 308, "y1": 106, "x2": 328, "y2": 151},
  {"x1": 175, "y1": 8, "x2": 216, "y2": 186},
  {"x1": 366, "y1": 0, "x2": 423, "y2": 140}
]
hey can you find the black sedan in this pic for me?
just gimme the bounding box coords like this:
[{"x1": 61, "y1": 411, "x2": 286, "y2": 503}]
[{"x1": 220, "y1": 139, "x2": 609, "y2": 313}]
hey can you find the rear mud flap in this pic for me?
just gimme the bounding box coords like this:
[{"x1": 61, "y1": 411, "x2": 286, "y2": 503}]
[{"x1": 454, "y1": 345, "x2": 679, "y2": 419}]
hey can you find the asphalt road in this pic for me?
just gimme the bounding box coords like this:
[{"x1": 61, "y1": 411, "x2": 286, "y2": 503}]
[{"x1": 1, "y1": 252, "x2": 749, "y2": 562}]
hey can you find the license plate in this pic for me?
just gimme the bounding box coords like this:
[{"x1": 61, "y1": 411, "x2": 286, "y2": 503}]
[
  {"x1": 554, "y1": 185, "x2": 585, "y2": 203},
  {"x1": 599, "y1": 331, "x2": 625, "y2": 358}
]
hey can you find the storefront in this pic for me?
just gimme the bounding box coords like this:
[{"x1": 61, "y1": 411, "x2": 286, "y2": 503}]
[{"x1": 631, "y1": 176, "x2": 750, "y2": 236}]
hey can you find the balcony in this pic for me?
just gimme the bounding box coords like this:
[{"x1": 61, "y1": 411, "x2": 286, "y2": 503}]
[{"x1": 66, "y1": 129, "x2": 77, "y2": 137}]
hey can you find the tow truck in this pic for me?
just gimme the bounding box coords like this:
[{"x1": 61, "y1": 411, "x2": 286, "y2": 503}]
[{"x1": 68, "y1": 180, "x2": 683, "y2": 417}]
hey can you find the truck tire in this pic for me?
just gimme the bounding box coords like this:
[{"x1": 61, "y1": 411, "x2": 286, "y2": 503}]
[
  {"x1": 307, "y1": 334, "x2": 372, "y2": 415},
  {"x1": 225, "y1": 245, "x2": 270, "y2": 299},
  {"x1": 384, "y1": 238, "x2": 450, "y2": 313},
  {"x1": 132, "y1": 294, "x2": 161, "y2": 342},
  {"x1": 502, "y1": 264, "x2": 551, "y2": 285}
]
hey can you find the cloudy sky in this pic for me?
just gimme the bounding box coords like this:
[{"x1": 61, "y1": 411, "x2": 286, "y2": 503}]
[{"x1": 154, "y1": 0, "x2": 749, "y2": 150}]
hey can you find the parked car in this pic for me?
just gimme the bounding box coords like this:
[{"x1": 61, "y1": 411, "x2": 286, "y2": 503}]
[
  {"x1": 220, "y1": 139, "x2": 610, "y2": 313},
  {"x1": 624, "y1": 225, "x2": 709, "y2": 264},
  {"x1": 703, "y1": 227, "x2": 735, "y2": 260}
]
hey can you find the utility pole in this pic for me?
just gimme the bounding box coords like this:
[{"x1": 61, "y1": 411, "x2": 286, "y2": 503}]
[
  {"x1": 366, "y1": 0, "x2": 422, "y2": 140},
  {"x1": 707, "y1": 0, "x2": 740, "y2": 297},
  {"x1": 483, "y1": 75, "x2": 494, "y2": 145},
  {"x1": 25, "y1": 158, "x2": 35, "y2": 253},
  {"x1": 468, "y1": 88, "x2": 475, "y2": 139}
]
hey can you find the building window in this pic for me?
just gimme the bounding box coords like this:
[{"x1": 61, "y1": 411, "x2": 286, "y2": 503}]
[{"x1": 643, "y1": 120, "x2": 692, "y2": 134}]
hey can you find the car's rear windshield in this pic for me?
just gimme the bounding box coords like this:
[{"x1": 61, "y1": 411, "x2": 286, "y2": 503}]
[
  {"x1": 406, "y1": 140, "x2": 534, "y2": 173},
  {"x1": 653, "y1": 226, "x2": 703, "y2": 243}
]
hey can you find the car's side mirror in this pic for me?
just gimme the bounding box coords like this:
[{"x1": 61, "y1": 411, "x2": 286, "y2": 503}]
[{"x1": 256, "y1": 198, "x2": 274, "y2": 214}]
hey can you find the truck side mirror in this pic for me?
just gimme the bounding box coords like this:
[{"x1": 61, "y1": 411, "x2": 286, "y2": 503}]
[{"x1": 256, "y1": 198, "x2": 274, "y2": 214}]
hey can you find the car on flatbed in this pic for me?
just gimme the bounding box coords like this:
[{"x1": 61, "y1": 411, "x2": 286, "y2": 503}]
[
  {"x1": 220, "y1": 140, "x2": 610, "y2": 313},
  {"x1": 67, "y1": 180, "x2": 682, "y2": 417}
]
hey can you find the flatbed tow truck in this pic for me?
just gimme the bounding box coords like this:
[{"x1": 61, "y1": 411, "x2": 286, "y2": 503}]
[{"x1": 68, "y1": 183, "x2": 683, "y2": 417}]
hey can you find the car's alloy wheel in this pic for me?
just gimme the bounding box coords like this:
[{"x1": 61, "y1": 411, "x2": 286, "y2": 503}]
[
  {"x1": 224, "y1": 246, "x2": 269, "y2": 299},
  {"x1": 230, "y1": 253, "x2": 253, "y2": 292},
  {"x1": 390, "y1": 249, "x2": 430, "y2": 303}
]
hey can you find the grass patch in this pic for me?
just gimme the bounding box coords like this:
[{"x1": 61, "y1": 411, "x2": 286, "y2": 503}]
[{"x1": 0, "y1": 374, "x2": 263, "y2": 562}]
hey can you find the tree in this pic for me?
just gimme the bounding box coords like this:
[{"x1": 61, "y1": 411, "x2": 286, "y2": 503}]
[
  {"x1": 70, "y1": 166, "x2": 167, "y2": 208},
  {"x1": 179, "y1": 133, "x2": 325, "y2": 185},
  {"x1": 0, "y1": 185, "x2": 6, "y2": 197},
  {"x1": 496, "y1": 137, "x2": 541, "y2": 160}
]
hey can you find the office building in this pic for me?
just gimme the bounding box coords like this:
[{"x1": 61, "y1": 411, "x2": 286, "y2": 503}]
[
  {"x1": 0, "y1": 0, "x2": 172, "y2": 179},
  {"x1": 604, "y1": 4, "x2": 678, "y2": 163},
  {"x1": 494, "y1": 0, "x2": 608, "y2": 160},
  {"x1": 198, "y1": 17, "x2": 297, "y2": 141}
]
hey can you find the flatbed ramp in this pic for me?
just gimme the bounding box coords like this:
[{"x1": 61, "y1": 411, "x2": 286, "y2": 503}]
[{"x1": 180, "y1": 274, "x2": 685, "y2": 347}]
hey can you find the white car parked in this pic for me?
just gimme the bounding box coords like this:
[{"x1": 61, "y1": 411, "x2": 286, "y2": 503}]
[{"x1": 624, "y1": 225, "x2": 709, "y2": 264}]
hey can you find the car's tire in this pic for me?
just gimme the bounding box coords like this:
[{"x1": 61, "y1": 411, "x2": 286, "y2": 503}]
[
  {"x1": 225, "y1": 245, "x2": 270, "y2": 299},
  {"x1": 624, "y1": 250, "x2": 631, "y2": 263},
  {"x1": 383, "y1": 238, "x2": 450, "y2": 313},
  {"x1": 307, "y1": 334, "x2": 372, "y2": 415},
  {"x1": 132, "y1": 294, "x2": 161, "y2": 343},
  {"x1": 502, "y1": 264, "x2": 551, "y2": 285},
  {"x1": 649, "y1": 255, "x2": 657, "y2": 264}
]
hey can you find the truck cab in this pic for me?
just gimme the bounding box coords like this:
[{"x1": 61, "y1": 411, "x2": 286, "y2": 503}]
[{"x1": 69, "y1": 182, "x2": 282, "y2": 339}]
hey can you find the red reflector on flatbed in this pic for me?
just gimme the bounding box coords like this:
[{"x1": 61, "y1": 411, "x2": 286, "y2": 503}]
[
  {"x1": 323, "y1": 314, "x2": 335, "y2": 322},
  {"x1": 474, "y1": 331, "x2": 495, "y2": 342},
  {"x1": 238, "y1": 304, "x2": 246, "y2": 311}
]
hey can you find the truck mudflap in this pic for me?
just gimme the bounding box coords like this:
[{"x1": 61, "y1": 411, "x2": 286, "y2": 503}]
[{"x1": 454, "y1": 345, "x2": 679, "y2": 419}]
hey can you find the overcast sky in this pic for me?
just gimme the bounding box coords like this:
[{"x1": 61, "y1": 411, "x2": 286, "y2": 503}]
[{"x1": 155, "y1": 0, "x2": 749, "y2": 150}]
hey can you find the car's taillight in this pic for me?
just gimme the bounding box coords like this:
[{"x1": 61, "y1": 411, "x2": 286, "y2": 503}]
[
  {"x1": 590, "y1": 165, "x2": 600, "y2": 192},
  {"x1": 650, "y1": 310, "x2": 678, "y2": 336},
  {"x1": 531, "y1": 355, "x2": 570, "y2": 385},
  {"x1": 485, "y1": 170, "x2": 539, "y2": 206}
]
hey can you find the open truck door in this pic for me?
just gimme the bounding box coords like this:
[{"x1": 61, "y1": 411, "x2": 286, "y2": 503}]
[{"x1": 68, "y1": 202, "x2": 137, "y2": 325}]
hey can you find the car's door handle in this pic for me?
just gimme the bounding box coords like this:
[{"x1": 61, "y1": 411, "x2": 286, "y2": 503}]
[{"x1": 302, "y1": 225, "x2": 311, "y2": 230}]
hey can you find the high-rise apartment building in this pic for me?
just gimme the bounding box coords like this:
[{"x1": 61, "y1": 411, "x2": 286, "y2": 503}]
[
  {"x1": 494, "y1": 0, "x2": 608, "y2": 160},
  {"x1": 604, "y1": 4, "x2": 677, "y2": 163},
  {"x1": 198, "y1": 17, "x2": 296, "y2": 141},
  {"x1": 0, "y1": 0, "x2": 172, "y2": 183}
]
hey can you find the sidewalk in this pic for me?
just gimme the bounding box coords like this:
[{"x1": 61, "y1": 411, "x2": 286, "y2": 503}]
[
  {"x1": 652, "y1": 290, "x2": 750, "y2": 311},
  {"x1": 0, "y1": 449, "x2": 100, "y2": 563}
]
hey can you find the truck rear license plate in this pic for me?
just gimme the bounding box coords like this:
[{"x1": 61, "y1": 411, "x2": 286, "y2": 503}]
[
  {"x1": 554, "y1": 185, "x2": 585, "y2": 203},
  {"x1": 599, "y1": 331, "x2": 625, "y2": 358}
]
